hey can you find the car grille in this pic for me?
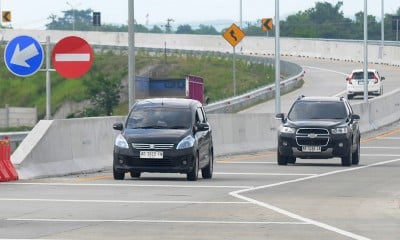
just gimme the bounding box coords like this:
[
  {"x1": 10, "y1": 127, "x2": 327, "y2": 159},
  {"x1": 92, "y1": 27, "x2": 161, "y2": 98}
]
[
  {"x1": 132, "y1": 143, "x2": 174, "y2": 150},
  {"x1": 296, "y1": 128, "x2": 329, "y2": 146}
]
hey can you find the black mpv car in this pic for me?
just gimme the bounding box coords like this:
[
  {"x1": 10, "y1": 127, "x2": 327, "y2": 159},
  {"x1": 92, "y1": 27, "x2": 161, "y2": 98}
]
[
  {"x1": 113, "y1": 98, "x2": 214, "y2": 181},
  {"x1": 276, "y1": 96, "x2": 360, "y2": 166}
]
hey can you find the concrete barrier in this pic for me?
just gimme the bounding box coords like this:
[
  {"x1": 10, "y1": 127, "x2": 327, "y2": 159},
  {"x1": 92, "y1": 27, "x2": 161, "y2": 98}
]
[
  {"x1": 12, "y1": 90, "x2": 400, "y2": 179},
  {"x1": 12, "y1": 117, "x2": 124, "y2": 179}
]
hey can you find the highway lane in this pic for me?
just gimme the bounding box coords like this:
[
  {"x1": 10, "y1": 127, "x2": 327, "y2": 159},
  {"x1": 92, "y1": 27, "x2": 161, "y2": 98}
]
[
  {"x1": 0, "y1": 57, "x2": 399, "y2": 240},
  {"x1": 240, "y1": 56, "x2": 400, "y2": 114},
  {"x1": 0, "y1": 125, "x2": 399, "y2": 240}
]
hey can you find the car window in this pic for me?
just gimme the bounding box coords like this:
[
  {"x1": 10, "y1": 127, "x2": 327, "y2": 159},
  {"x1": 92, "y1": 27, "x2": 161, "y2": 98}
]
[
  {"x1": 352, "y1": 71, "x2": 375, "y2": 79},
  {"x1": 126, "y1": 107, "x2": 191, "y2": 129},
  {"x1": 288, "y1": 101, "x2": 347, "y2": 120},
  {"x1": 196, "y1": 107, "x2": 205, "y2": 123}
]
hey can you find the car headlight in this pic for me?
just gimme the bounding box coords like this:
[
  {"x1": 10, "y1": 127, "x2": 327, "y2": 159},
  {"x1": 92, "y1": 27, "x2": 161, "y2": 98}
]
[
  {"x1": 176, "y1": 135, "x2": 195, "y2": 149},
  {"x1": 280, "y1": 126, "x2": 295, "y2": 134},
  {"x1": 115, "y1": 134, "x2": 129, "y2": 149},
  {"x1": 332, "y1": 127, "x2": 348, "y2": 134}
]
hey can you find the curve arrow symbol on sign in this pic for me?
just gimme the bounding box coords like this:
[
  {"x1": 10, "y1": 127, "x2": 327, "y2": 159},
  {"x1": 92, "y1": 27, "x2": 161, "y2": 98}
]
[{"x1": 10, "y1": 43, "x2": 39, "y2": 67}]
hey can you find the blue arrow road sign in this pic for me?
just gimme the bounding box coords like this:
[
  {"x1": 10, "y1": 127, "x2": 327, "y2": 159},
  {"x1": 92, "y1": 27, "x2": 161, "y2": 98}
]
[{"x1": 4, "y1": 35, "x2": 44, "y2": 77}]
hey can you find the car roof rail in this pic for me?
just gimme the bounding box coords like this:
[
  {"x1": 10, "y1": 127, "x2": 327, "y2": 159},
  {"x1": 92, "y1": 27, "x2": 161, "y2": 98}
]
[{"x1": 296, "y1": 95, "x2": 305, "y2": 100}]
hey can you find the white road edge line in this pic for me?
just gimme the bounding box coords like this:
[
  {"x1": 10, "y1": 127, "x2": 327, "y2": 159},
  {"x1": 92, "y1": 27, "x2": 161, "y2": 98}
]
[
  {"x1": 6, "y1": 218, "x2": 308, "y2": 225},
  {"x1": 215, "y1": 172, "x2": 317, "y2": 176},
  {"x1": 0, "y1": 198, "x2": 249, "y2": 205},
  {"x1": 3, "y1": 183, "x2": 252, "y2": 189},
  {"x1": 229, "y1": 158, "x2": 400, "y2": 240}
]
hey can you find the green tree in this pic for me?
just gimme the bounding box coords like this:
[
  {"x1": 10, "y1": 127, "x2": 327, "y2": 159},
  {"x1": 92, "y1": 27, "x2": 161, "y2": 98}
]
[
  {"x1": 83, "y1": 71, "x2": 121, "y2": 116},
  {"x1": 193, "y1": 24, "x2": 219, "y2": 35},
  {"x1": 176, "y1": 24, "x2": 194, "y2": 34},
  {"x1": 149, "y1": 25, "x2": 164, "y2": 33}
]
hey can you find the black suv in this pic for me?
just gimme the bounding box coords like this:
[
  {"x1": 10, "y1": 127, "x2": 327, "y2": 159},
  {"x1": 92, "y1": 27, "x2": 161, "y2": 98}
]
[
  {"x1": 276, "y1": 96, "x2": 360, "y2": 166},
  {"x1": 113, "y1": 98, "x2": 214, "y2": 181}
]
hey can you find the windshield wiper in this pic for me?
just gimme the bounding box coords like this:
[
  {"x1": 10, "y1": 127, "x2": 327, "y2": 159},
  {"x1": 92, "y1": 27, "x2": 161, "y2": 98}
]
[
  {"x1": 169, "y1": 125, "x2": 188, "y2": 129},
  {"x1": 134, "y1": 125, "x2": 168, "y2": 129}
]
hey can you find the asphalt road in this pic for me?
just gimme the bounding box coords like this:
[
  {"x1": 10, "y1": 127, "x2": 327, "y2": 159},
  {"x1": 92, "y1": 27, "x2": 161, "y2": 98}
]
[{"x1": 0, "y1": 58, "x2": 399, "y2": 240}]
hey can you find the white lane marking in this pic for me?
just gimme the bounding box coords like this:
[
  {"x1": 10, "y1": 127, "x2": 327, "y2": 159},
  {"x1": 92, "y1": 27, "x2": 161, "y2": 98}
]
[
  {"x1": 3, "y1": 183, "x2": 252, "y2": 189},
  {"x1": 303, "y1": 65, "x2": 348, "y2": 76},
  {"x1": 361, "y1": 154, "x2": 400, "y2": 157},
  {"x1": 218, "y1": 161, "x2": 276, "y2": 164},
  {"x1": 230, "y1": 158, "x2": 400, "y2": 240},
  {"x1": 375, "y1": 137, "x2": 400, "y2": 140},
  {"x1": 361, "y1": 146, "x2": 400, "y2": 149},
  {"x1": 6, "y1": 218, "x2": 307, "y2": 225},
  {"x1": 55, "y1": 53, "x2": 90, "y2": 62},
  {"x1": 0, "y1": 198, "x2": 249, "y2": 205},
  {"x1": 215, "y1": 172, "x2": 317, "y2": 176}
]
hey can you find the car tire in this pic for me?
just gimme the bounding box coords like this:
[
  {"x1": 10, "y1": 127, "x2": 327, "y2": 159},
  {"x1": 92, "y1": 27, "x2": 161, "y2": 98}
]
[
  {"x1": 113, "y1": 166, "x2": 125, "y2": 180},
  {"x1": 277, "y1": 151, "x2": 288, "y2": 165},
  {"x1": 352, "y1": 138, "x2": 360, "y2": 165},
  {"x1": 187, "y1": 154, "x2": 199, "y2": 181},
  {"x1": 201, "y1": 151, "x2": 213, "y2": 179},
  {"x1": 341, "y1": 143, "x2": 353, "y2": 166},
  {"x1": 287, "y1": 156, "x2": 296, "y2": 164},
  {"x1": 130, "y1": 171, "x2": 141, "y2": 178}
]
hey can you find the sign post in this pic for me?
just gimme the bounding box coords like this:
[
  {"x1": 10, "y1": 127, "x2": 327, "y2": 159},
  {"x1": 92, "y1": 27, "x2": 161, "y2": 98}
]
[{"x1": 223, "y1": 23, "x2": 245, "y2": 96}]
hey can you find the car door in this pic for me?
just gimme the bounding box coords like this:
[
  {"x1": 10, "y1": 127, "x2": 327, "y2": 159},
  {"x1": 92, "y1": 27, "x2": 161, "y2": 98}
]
[{"x1": 195, "y1": 107, "x2": 209, "y2": 167}]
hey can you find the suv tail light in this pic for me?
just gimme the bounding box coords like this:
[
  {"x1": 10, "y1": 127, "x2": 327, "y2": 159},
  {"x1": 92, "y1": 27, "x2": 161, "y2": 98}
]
[
  {"x1": 373, "y1": 73, "x2": 379, "y2": 84},
  {"x1": 347, "y1": 75, "x2": 353, "y2": 85}
]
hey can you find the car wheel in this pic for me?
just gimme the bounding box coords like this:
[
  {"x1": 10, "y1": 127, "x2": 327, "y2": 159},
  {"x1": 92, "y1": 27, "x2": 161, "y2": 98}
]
[
  {"x1": 130, "y1": 171, "x2": 141, "y2": 178},
  {"x1": 277, "y1": 151, "x2": 288, "y2": 165},
  {"x1": 187, "y1": 154, "x2": 199, "y2": 181},
  {"x1": 113, "y1": 166, "x2": 125, "y2": 180},
  {"x1": 201, "y1": 151, "x2": 213, "y2": 179},
  {"x1": 287, "y1": 156, "x2": 296, "y2": 164},
  {"x1": 341, "y1": 143, "x2": 352, "y2": 166},
  {"x1": 352, "y1": 138, "x2": 360, "y2": 165}
]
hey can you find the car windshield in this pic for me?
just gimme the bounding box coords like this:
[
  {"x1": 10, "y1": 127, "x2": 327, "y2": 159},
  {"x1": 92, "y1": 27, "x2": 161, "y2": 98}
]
[
  {"x1": 288, "y1": 101, "x2": 347, "y2": 120},
  {"x1": 352, "y1": 71, "x2": 375, "y2": 79},
  {"x1": 126, "y1": 107, "x2": 192, "y2": 129}
]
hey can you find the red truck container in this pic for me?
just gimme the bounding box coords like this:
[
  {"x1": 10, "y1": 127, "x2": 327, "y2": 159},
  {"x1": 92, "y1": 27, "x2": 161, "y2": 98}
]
[{"x1": 135, "y1": 75, "x2": 204, "y2": 103}]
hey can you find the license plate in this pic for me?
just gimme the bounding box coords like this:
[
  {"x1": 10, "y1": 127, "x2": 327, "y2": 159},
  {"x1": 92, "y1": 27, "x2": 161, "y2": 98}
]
[
  {"x1": 302, "y1": 146, "x2": 321, "y2": 152},
  {"x1": 140, "y1": 151, "x2": 163, "y2": 159}
]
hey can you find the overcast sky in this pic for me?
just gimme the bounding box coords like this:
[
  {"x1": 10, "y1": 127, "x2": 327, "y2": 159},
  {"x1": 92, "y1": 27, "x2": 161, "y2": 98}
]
[{"x1": 1, "y1": 0, "x2": 399, "y2": 30}]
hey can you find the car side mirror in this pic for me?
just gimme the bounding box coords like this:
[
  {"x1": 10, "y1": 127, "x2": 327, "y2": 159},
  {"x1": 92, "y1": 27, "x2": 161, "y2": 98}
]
[
  {"x1": 352, "y1": 114, "x2": 360, "y2": 122},
  {"x1": 346, "y1": 77, "x2": 350, "y2": 81},
  {"x1": 113, "y1": 122, "x2": 123, "y2": 131},
  {"x1": 196, "y1": 122, "x2": 209, "y2": 132},
  {"x1": 275, "y1": 113, "x2": 285, "y2": 123}
]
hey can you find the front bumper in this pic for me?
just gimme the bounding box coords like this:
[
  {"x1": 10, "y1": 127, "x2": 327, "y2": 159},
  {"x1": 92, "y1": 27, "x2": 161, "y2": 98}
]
[
  {"x1": 278, "y1": 133, "x2": 351, "y2": 159},
  {"x1": 113, "y1": 147, "x2": 196, "y2": 174}
]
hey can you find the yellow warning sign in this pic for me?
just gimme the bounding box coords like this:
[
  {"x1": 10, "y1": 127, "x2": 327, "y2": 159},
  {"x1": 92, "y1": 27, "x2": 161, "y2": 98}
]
[{"x1": 223, "y1": 23, "x2": 245, "y2": 47}]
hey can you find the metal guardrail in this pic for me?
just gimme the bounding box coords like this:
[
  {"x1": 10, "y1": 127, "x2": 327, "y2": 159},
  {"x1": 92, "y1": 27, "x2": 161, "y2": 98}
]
[{"x1": 0, "y1": 132, "x2": 29, "y2": 153}]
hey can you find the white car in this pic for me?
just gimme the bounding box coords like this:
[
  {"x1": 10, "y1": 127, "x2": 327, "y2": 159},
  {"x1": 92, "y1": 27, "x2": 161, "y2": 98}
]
[{"x1": 346, "y1": 69, "x2": 385, "y2": 99}]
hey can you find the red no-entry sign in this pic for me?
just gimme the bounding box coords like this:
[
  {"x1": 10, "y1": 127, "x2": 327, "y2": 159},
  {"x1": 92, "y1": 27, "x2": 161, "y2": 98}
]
[{"x1": 52, "y1": 36, "x2": 93, "y2": 79}]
